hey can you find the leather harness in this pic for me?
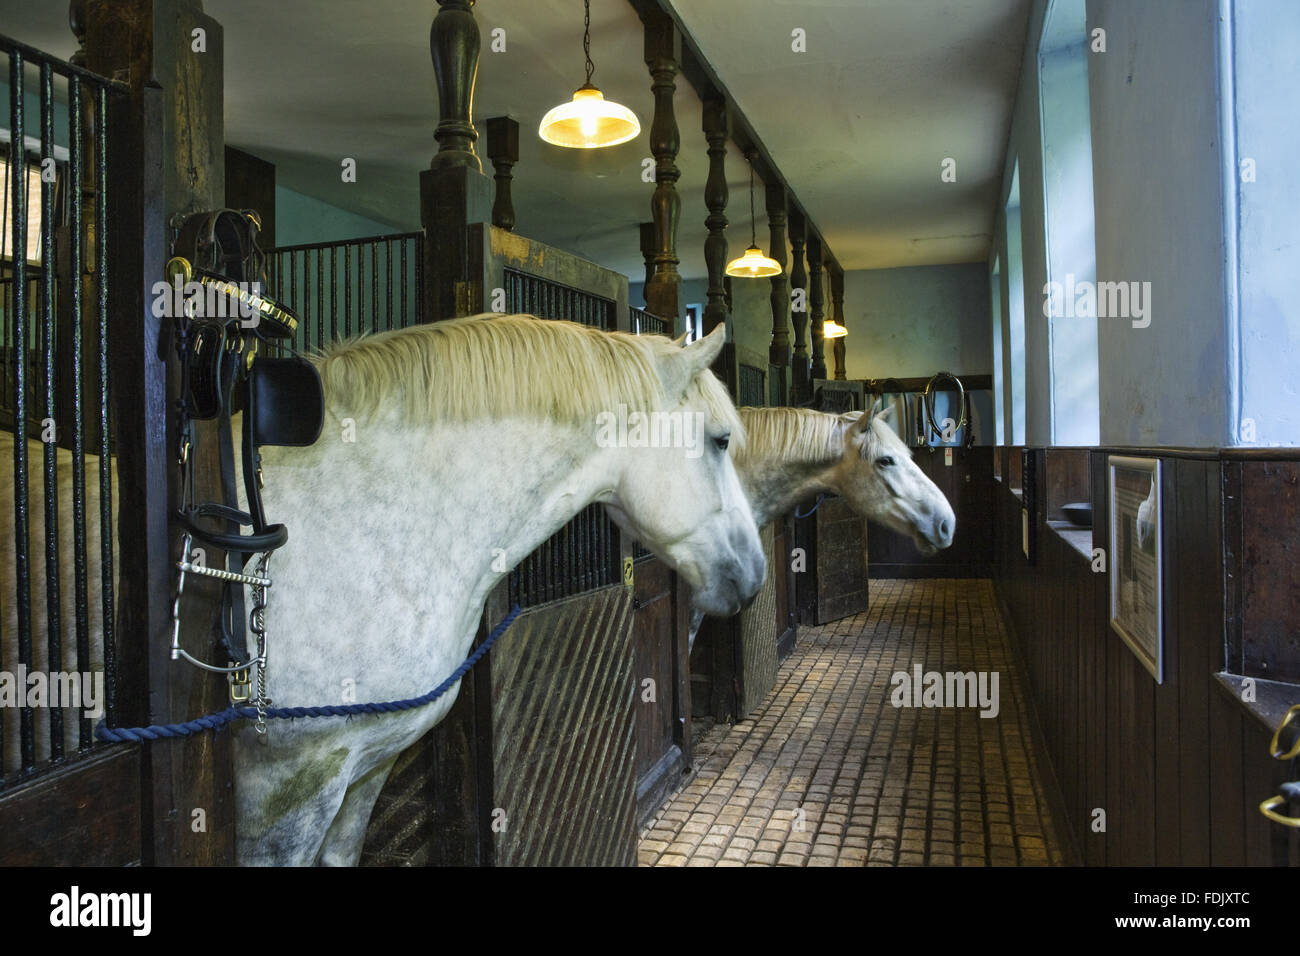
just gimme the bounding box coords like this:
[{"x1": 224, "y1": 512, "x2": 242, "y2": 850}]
[{"x1": 167, "y1": 209, "x2": 324, "y2": 709}]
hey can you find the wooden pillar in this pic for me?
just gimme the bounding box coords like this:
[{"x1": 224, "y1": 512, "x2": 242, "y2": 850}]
[
  {"x1": 788, "y1": 207, "x2": 809, "y2": 398},
  {"x1": 83, "y1": 0, "x2": 232, "y2": 866},
  {"x1": 831, "y1": 264, "x2": 847, "y2": 380},
  {"x1": 644, "y1": 11, "x2": 682, "y2": 326},
  {"x1": 765, "y1": 181, "x2": 790, "y2": 368},
  {"x1": 420, "y1": 0, "x2": 494, "y2": 322},
  {"x1": 485, "y1": 116, "x2": 518, "y2": 232},
  {"x1": 701, "y1": 95, "x2": 728, "y2": 337},
  {"x1": 638, "y1": 222, "x2": 655, "y2": 309},
  {"x1": 808, "y1": 234, "x2": 826, "y2": 380}
]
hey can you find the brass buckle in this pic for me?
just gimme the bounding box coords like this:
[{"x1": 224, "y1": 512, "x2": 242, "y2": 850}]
[
  {"x1": 1268, "y1": 703, "x2": 1300, "y2": 760},
  {"x1": 228, "y1": 666, "x2": 253, "y2": 703}
]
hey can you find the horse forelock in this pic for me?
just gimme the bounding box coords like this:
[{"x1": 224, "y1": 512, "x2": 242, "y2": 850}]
[{"x1": 312, "y1": 314, "x2": 742, "y2": 441}]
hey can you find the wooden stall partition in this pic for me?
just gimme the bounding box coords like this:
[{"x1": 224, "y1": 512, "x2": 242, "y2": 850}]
[
  {"x1": 794, "y1": 380, "x2": 868, "y2": 625},
  {"x1": 363, "y1": 225, "x2": 695, "y2": 864}
]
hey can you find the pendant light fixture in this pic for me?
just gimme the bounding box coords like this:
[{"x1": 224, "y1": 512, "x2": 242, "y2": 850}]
[
  {"x1": 539, "y1": 0, "x2": 641, "y2": 149},
  {"x1": 726, "y1": 153, "x2": 782, "y2": 278},
  {"x1": 823, "y1": 318, "x2": 848, "y2": 339}
]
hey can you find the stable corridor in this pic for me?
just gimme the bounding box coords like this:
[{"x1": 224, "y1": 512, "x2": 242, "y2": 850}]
[{"x1": 639, "y1": 579, "x2": 1073, "y2": 866}]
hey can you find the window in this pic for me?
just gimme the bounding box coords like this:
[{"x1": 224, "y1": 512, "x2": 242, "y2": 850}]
[
  {"x1": 1006, "y1": 162, "x2": 1027, "y2": 446},
  {"x1": 0, "y1": 152, "x2": 47, "y2": 265},
  {"x1": 991, "y1": 254, "x2": 1005, "y2": 446},
  {"x1": 683, "y1": 302, "x2": 702, "y2": 342},
  {"x1": 1038, "y1": 0, "x2": 1100, "y2": 446}
]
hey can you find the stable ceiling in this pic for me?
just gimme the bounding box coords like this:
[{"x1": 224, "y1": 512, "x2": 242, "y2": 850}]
[{"x1": 1, "y1": 0, "x2": 1031, "y2": 278}]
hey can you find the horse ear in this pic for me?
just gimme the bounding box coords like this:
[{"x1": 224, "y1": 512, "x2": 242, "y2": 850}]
[
  {"x1": 671, "y1": 331, "x2": 690, "y2": 347},
  {"x1": 682, "y1": 321, "x2": 726, "y2": 374}
]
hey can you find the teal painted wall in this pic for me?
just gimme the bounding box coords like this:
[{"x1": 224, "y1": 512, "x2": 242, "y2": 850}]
[
  {"x1": 841, "y1": 263, "x2": 992, "y2": 381},
  {"x1": 274, "y1": 184, "x2": 398, "y2": 247}
]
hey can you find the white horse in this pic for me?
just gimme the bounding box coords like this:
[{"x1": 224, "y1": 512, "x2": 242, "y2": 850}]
[
  {"x1": 687, "y1": 403, "x2": 957, "y2": 645},
  {"x1": 3, "y1": 315, "x2": 766, "y2": 865},
  {"x1": 234, "y1": 314, "x2": 764, "y2": 864}
]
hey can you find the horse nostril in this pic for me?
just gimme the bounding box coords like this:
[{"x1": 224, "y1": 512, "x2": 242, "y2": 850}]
[{"x1": 939, "y1": 519, "x2": 952, "y2": 540}]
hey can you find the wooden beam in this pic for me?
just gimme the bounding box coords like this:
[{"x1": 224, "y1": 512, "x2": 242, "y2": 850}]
[
  {"x1": 808, "y1": 233, "x2": 826, "y2": 381},
  {"x1": 627, "y1": 0, "x2": 842, "y2": 297},
  {"x1": 485, "y1": 115, "x2": 518, "y2": 232},
  {"x1": 788, "y1": 205, "x2": 808, "y2": 394},
  {"x1": 701, "y1": 95, "x2": 728, "y2": 337},
  {"x1": 830, "y1": 263, "x2": 847, "y2": 381},
  {"x1": 420, "y1": 0, "x2": 493, "y2": 321},
  {"x1": 643, "y1": 8, "x2": 682, "y2": 325},
  {"x1": 765, "y1": 180, "x2": 790, "y2": 369}
]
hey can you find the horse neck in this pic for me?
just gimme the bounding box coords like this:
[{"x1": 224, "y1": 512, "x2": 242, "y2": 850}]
[
  {"x1": 265, "y1": 414, "x2": 616, "y2": 644},
  {"x1": 739, "y1": 435, "x2": 843, "y2": 529}
]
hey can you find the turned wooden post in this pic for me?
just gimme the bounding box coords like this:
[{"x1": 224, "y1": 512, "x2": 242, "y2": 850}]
[
  {"x1": 644, "y1": 11, "x2": 682, "y2": 325},
  {"x1": 831, "y1": 263, "x2": 847, "y2": 380},
  {"x1": 702, "y1": 95, "x2": 729, "y2": 337},
  {"x1": 485, "y1": 116, "x2": 518, "y2": 232},
  {"x1": 420, "y1": 0, "x2": 493, "y2": 322},
  {"x1": 766, "y1": 180, "x2": 790, "y2": 368},
  {"x1": 430, "y1": 0, "x2": 483, "y2": 172},
  {"x1": 808, "y1": 234, "x2": 826, "y2": 380},
  {"x1": 638, "y1": 222, "x2": 656, "y2": 309},
  {"x1": 788, "y1": 207, "x2": 809, "y2": 397}
]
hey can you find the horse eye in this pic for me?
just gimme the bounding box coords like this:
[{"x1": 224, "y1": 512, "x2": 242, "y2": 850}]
[
  {"x1": 714, "y1": 435, "x2": 730, "y2": 451},
  {"x1": 877, "y1": 455, "x2": 895, "y2": 468}
]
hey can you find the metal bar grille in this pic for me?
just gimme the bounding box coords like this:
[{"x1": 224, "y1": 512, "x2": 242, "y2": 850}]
[
  {"x1": 2, "y1": 38, "x2": 125, "y2": 786},
  {"x1": 738, "y1": 362, "x2": 766, "y2": 409},
  {"x1": 265, "y1": 232, "x2": 423, "y2": 354},
  {"x1": 499, "y1": 270, "x2": 619, "y2": 605},
  {"x1": 503, "y1": 268, "x2": 615, "y2": 329},
  {"x1": 629, "y1": 306, "x2": 668, "y2": 337}
]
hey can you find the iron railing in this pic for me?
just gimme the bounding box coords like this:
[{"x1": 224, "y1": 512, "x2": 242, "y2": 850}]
[
  {"x1": 630, "y1": 306, "x2": 668, "y2": 337},
  {"x1": 266, "y1": 231, "x2": 423, "y2": 354},
  {"x1": 2, "y1": 35, "x2": 126, "y2": 784},
  {"x1": 504, "y1": 268, "x2": 615, "y2": 329}
]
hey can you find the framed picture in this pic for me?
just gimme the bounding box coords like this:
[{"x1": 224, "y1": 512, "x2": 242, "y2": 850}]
[{"x1": 1108, "y1": 455, "x2": 1163, "y2": 682}]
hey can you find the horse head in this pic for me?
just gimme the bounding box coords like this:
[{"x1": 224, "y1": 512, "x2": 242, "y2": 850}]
[
  {"x1": 599, "y1": 324, "x2": 766, "y2": 616},
  {"x1": 831, "y1": 405, "x2": 956, "y2": 555}
]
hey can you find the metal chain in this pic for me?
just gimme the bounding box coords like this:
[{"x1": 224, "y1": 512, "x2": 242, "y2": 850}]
[
  {"x1": 583, "y1": 0, "x2": 594, "y2": 86},
  {"x1": 250, "y1": 551, "x2": 272, "y2": 736}
]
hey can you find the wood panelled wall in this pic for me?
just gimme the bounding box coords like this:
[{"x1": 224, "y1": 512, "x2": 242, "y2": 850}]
[{"x1": 994, "y1": 447, "x2": 1298, "y2": 866}]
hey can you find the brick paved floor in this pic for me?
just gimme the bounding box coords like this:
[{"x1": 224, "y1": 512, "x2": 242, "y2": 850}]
[{"x1": 639, "y1": 578, "x2": 1071, "y2": 867}]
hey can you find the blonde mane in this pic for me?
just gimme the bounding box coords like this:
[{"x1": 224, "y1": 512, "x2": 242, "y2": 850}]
[
  {"x1": 312, "y1": 313, "x2": 744, "y2": 444},
  {"x1": 734, "y1": 406, "x2": 850, "y2": 467}
]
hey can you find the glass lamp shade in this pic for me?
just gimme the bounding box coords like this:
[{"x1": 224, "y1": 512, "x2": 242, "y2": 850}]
[
  {"x1": 823, "y1": 319, "x2": 848, "y2": 339},
  {"x1": 538, "y1": 85, "x2": 640, "y2": 148},
  {"x1": 725, "y1": 245, "x2": 782, "y2": 278}
]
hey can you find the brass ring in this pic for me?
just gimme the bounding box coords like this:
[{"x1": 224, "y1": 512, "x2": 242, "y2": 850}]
[
  {"x1": 1259, "y1": 794, "x2": 1300, "y2": 828},
  {"x1": 1269, "y1": 703, "x2": 1300, "y2": 761}
]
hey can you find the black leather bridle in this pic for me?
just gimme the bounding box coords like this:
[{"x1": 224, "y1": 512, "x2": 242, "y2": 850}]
[{"x1": 167, "y1": 209, "x2": 324, "y2": 704}]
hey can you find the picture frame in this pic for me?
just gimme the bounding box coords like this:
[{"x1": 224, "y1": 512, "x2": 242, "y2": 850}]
[{"x1": 1108, "y1": 455, "x2": 1163, "y2": 682}]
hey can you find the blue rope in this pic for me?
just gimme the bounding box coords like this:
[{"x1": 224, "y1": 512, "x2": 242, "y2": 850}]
[
  {"x1": 794, "y1": 493, "x2": 827, "y2": 519},
  {"x1": 94, "y1": 604, "x2": 523, "y2": 743}
]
